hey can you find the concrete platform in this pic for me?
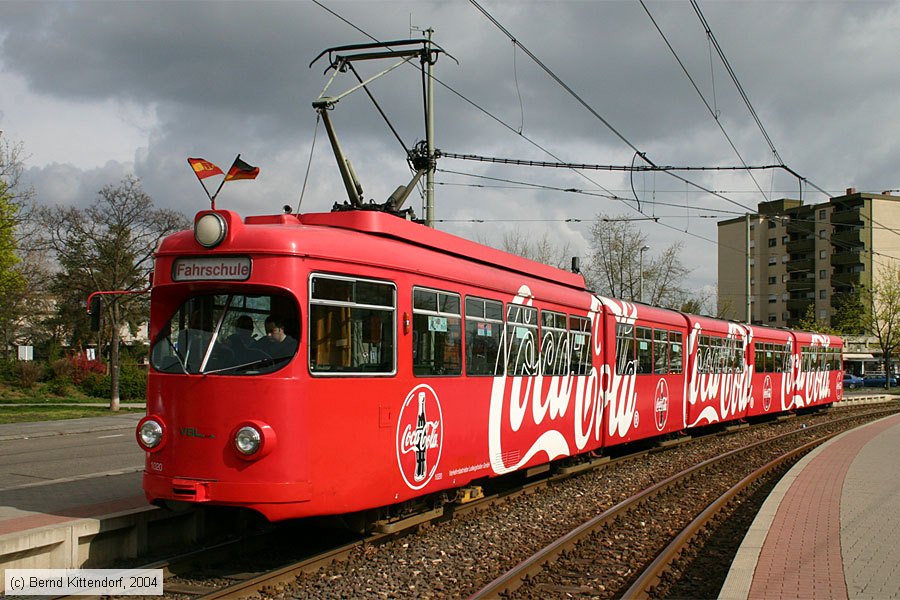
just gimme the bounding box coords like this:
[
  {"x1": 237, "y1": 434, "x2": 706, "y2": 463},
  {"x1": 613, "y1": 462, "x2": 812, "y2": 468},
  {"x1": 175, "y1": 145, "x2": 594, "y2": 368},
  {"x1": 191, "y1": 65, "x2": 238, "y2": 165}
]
[
  {"x1": 721, "y1": 411, "x2": 900, "y2": 600},
  {"x1": 0, "y1": 415, "x2": 220, "y2": 593}
]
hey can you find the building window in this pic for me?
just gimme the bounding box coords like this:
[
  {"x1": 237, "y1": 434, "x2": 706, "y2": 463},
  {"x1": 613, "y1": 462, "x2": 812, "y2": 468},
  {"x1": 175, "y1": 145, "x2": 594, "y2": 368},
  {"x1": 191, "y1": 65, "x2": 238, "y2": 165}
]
[
  {"x1": 768, "y1": 220, "x2": 777, "y2": 229},
  {"x1": 782, "y1": 236, "x2": 789, "y2": 245},
  {"x1": 819, "y1": 269, "x2": 827, "y2": 279},
  {"x1": 769, "y1": 256, "x2": 777, "y2": 265},
  {"x1": 768, "y1": 294, "x2": 777, "y2": 304},
  {"x1": 768, "y1": 276, "x2": 777, "y2": 284},
  {"x1": 768, "y1": 238, "x2": 777, "y2": 247},
  {"x1": 819, "y1": 229, "x2": 827, "y2": 239},
  {"x1": 782, "y1": 274, "x2": 789, "y2": 283},
  {"x1": 819, "y1": 209, "x2": 826, "y2": 220},
  {"x1": 819, "y1": 289, "x2": 827, "y2": 299},
  {"x1": 819, "y1": 310, "x2": 828, "y2": 320},
  {"x1": 819, "y1": 249, "x2": 827, "y2": 259},
  {"x1": 782, "y1": 255, "x2": 789, "y2": 263}
]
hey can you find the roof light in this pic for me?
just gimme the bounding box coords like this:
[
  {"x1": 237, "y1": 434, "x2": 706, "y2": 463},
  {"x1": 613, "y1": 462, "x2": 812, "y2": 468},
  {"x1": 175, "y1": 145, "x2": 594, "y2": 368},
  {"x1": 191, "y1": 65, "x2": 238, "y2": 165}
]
[{"x1": 195, "y1": 213, "x2": 227, "y2": 248}]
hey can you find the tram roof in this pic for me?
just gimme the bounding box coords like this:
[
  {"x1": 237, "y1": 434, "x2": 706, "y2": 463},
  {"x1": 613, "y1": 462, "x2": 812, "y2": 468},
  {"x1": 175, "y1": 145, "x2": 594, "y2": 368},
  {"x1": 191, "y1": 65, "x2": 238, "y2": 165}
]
[{"x1": 297, "y1": 210, "x2": 586, "y2": 291}]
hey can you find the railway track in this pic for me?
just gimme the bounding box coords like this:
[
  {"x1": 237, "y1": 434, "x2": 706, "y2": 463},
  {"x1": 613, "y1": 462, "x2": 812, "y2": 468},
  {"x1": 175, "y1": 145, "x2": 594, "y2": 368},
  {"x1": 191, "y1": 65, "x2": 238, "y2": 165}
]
[
  {"x1": 125, "y1": 402, "x2": 897, "y2": 600},
  {"x1": 470, "y1": 408, "x2": 892, "y2": 599}
]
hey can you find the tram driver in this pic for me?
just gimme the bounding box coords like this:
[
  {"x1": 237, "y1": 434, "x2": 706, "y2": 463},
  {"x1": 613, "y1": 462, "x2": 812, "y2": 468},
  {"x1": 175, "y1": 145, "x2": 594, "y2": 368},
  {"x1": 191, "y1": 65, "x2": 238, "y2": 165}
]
[{"x1": 254, "y1": 315, "x2": 298, "y2": 359}]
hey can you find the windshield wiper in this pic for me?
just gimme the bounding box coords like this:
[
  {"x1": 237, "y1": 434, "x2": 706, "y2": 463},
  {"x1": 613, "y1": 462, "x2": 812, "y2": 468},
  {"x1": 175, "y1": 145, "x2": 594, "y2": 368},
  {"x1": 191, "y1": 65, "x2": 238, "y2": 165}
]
[{"x1": 165, "y1": 337, "x2": 189, "y2": 374}]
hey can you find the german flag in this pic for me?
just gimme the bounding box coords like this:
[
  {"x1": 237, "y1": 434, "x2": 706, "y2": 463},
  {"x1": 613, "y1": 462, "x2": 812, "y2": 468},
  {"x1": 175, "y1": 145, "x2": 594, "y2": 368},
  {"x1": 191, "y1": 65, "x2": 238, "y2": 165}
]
[
  {"x1": 225, "y1": 155, "x2": 260, "y2": 181},
  {"x1": 187, "y1": 157, "x2": 224, "y2": 179}
]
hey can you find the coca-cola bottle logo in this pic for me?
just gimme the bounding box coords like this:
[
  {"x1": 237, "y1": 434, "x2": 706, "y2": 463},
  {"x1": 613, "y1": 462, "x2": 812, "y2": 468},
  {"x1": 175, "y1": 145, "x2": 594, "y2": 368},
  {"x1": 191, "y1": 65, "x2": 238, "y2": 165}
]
[
  {"x1": 654, "y1": 378, "x2": 669, "y2": 431},
  {"x1": 763, "y1": 375, "x2": 773, "y2": 411},
  {"x1": 395, "y1": 384, "x2": 443, "y2": 490}
]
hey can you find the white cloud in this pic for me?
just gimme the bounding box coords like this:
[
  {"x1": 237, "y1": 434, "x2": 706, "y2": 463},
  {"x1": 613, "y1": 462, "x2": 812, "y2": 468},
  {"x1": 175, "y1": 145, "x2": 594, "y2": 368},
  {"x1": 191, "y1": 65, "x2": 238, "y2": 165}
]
[{"x1": 2, "y1": 0, "x2": 899, "y2": 295}]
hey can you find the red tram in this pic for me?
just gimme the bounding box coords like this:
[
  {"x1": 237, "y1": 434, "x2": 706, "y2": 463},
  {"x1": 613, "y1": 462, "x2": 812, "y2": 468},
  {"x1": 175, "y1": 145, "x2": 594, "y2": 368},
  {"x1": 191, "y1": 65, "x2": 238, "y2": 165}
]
[{"x1": 137, "y1": 207, "x2": 843, "y2": 521}]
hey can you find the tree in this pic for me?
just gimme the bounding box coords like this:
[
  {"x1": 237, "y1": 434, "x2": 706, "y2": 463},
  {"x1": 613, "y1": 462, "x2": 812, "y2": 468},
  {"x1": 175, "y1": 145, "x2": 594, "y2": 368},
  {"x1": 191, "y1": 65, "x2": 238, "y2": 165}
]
[
  {"x1": 830, "y1": 289, "x2": 867, "y2": 335},
  {"x1": 0, "y1": 133, "x2": 38, "y2": 358},
  {"x1": 585, "y1": 214, "x2": 691, "y2": 309},
  {"x1": 796, "y1": 303, "x2": 837, "y2": 335},
  {"x1": 0, "y1": 181, "x2": 27, "y2": 355},
  {"x1": 490, "y1": 227, "x2": 574, "y2": 270},
  {"x1": 39, "y1": 176, "x2": 189, "y2": 410},
  {"x1": 858, "y1": 260, "x2": 900, "y2": 389}
]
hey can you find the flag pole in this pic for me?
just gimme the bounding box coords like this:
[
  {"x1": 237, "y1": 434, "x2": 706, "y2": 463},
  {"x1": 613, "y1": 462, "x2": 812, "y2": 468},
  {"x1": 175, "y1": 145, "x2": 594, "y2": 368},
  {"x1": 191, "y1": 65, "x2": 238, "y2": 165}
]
[
  {"x1": 188, "y1": 157, "x2": 225, "y2": 209},
  {"x1": 187, "y1": 159, "x2": 214, "y2": 204},
  {"x1": 209, "y1": 153, "x2": 241, "y2": 208}
]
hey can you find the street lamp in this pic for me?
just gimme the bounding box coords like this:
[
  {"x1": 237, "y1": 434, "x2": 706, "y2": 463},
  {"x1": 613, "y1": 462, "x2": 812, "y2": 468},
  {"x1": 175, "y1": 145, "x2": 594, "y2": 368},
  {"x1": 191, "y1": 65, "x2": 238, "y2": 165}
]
[{"x1": 639, "y1": 245, "x2": 650, "y2": 303}]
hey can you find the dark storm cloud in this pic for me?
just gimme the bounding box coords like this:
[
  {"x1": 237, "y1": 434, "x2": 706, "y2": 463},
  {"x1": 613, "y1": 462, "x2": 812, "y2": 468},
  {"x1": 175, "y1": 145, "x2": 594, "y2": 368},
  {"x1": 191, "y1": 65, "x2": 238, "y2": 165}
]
[{"x1": 2, "y1": 0, "x2": 899, "y2": 292}]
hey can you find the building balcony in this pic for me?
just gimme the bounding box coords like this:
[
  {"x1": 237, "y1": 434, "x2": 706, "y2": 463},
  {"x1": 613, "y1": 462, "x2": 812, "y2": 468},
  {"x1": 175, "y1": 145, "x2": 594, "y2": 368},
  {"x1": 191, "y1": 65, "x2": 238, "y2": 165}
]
[
  {"x1": 831, "y1": 271, "x2": 861, "y2": 288},
  {"x1": 786, "y1": 237, "x2": 815, "y2": 253},
  {"x1": 831, "y1": 250, "x2": 864, "y2": 267},
  {"x1": 831, "y1": 227, "x2": 865, "y2": 247},
  {"x1": 831, "y1": 208, "x2": 863, "y2": 226},
  {"x1": 786, "y1": 278, "x2": 815, "y2": 293},
  {"x1": 786, "y1": 219, "x2": 814, "y2": 236},
  {"x1": 787, "y1": 298, "x2": 814, "y2": 312},
  {"x1": 786, "y1": 257, "x2": 814, "y2": 272}
]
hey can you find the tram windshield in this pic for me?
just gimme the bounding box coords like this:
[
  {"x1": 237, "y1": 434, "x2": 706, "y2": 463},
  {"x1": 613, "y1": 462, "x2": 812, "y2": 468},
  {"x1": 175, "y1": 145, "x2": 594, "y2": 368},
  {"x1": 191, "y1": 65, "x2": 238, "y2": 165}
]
[{"x1": 150, "y1": 293, "x2": 300, "y2": 375}]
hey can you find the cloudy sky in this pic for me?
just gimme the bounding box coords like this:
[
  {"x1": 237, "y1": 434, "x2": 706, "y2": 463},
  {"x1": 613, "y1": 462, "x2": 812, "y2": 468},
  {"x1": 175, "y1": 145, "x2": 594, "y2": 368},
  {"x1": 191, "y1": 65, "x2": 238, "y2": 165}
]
[{"x1": 2, "y1": 0, "x2": 899, "y2": 297}]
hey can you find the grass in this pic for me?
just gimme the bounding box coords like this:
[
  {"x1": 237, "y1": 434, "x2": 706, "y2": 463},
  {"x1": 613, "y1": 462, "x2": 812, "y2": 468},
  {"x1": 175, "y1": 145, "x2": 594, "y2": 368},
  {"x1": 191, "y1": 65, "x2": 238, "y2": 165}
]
[
  {"x1": 0, "y1": 380, "x2": 127, "y2": 404},
  {"x1": 0, "y1": 405, "x2": 144, "y2": 424}
]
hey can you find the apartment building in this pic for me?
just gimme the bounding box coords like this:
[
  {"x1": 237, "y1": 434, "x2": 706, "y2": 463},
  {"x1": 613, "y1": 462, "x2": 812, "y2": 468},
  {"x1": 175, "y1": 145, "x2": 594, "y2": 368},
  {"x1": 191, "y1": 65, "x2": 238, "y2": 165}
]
[{"x1": 717, "y1": 188, "x2": 900, "y2": 329}]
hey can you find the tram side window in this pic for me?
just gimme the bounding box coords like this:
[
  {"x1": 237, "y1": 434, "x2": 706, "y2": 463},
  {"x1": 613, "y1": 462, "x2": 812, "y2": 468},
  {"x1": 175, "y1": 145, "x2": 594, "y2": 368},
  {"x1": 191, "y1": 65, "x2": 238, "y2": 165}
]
[
  {"x1": 412, "y1": 288, "x2": 461, "y2": 376},
  {"x1": 570, "y1": 315, "x2": 592, "y2": 376},
  {"x1": 653, "y1": 329, "x2": 668, "y2": 374},
  {"x1": 541, "y1": 310, "x2": 569, "y2": 376},
  {"x1": 615, "y1": 323, "x2": 636, "y2": 375},
  {"x1": 636, "y1": 327, "x2": 653, "y2": 374},
  {"x1": 754, "y1": 344, "x2": 767, "y2": 373},
  {"x1": 507, "y1": 304, "x2": 538, "y2": 376},
  {"x1": 309, "y1": 275, "x2": 395, "y2": 374},
  {"x1": 696, "y1": 335, "x2": 710, "y2": 374},
  {"x1": 801, "y1": 347, "x2": 811, "y2": 371},
  {"x1": 465, "y1": 297, "x2": 504, "y2": 376},
  {"x1": 670, "y1": 331, "x2": 683, "y2": 374},
  {"x1": 732, "y1": 339, "x2": 746, "y2": 373}
]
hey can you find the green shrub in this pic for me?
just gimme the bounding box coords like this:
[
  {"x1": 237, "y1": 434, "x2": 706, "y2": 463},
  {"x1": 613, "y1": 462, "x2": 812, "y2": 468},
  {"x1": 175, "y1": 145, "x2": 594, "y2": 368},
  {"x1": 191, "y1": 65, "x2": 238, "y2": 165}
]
[
  {"x1": 47, "y1": 377, "x2": 75, "y2": 397},
  {"x1": 117, "y1": 364, "x2": 147, "y2": 401},
  {"x1": 16, "y1": 361, "x2": 45, "y2": 389},
  {"x1": 0, "y1": 359, "x2": 15, "y2": 383},
  {"x1": 77, "y1": 365, "x2": 146, "y2": 401},
  {"x1": 79, "y1": 372, "x2": 109, "y2": 398}
]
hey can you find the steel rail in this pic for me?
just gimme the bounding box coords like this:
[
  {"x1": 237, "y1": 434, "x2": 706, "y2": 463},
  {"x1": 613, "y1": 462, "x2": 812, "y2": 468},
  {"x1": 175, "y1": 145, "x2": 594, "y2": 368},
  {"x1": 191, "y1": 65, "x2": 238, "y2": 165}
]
[
  {"x1": 468, "y1": 408, "x2": 897, "y2": 599},
  {"x1": 619, "y1": 433, "x2": 835, "y2": 599},
  {"x1": 136, "y1": 403, "x2": 893, "y2": 600}
]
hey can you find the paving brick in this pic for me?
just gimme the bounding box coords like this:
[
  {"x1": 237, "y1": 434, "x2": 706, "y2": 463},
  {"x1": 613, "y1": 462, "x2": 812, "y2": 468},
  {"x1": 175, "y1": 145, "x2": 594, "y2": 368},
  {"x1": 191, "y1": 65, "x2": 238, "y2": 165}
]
[{"x1": 721, "y1": 412, "x2": 900, "y2": 600}]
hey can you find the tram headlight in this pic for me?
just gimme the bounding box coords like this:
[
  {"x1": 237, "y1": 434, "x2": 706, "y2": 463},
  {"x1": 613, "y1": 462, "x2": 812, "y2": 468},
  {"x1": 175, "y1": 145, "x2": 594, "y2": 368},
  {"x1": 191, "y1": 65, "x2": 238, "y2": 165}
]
[
  {"x1": 231, "y1": 420, "x2": 276, "y2": 460},
  {"x1": 195, "y1": 212, "x2": 227, "y2": 248},
  {"x1": 234, "y1": 426, "x2": 261, "y2": 455},
  {"x1": 136, "y1": 416, "x2": 166, "y2": 452}
]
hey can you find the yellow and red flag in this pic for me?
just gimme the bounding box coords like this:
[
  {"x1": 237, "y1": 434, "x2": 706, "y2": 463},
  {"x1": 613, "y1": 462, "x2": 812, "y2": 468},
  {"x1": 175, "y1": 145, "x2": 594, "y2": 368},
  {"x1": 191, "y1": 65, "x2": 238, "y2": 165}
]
[
  {"x1": 225, "y1": 155, "x2": 260, "y2": 181},
  {"x1": 187, "y1": 157, "x2": 224, "y2": 179}
]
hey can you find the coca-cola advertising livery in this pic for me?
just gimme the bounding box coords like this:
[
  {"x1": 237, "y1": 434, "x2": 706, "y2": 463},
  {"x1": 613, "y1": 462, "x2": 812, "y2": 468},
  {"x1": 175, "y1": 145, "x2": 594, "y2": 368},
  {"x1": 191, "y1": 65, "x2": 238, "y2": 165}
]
[{"x1": 136, "y1": 208, "x2": 843, "y2": 522}]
